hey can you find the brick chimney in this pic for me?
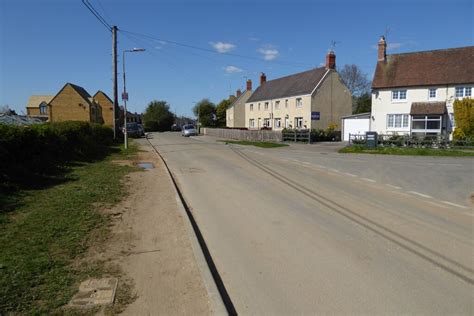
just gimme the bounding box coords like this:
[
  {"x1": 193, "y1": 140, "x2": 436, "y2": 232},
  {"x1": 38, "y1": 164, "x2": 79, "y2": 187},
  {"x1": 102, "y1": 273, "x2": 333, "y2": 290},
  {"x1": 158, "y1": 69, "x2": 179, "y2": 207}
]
[
  {"x1": 260, "y1": 72, "x2": 267, "y2": 85},
  {"x1": 325, "y1": 51, "x2": 336, "y2": 69},
  {"x1": 378, "y1": 36, "x2": 387, "y2": 62},
  {"x1": 236, "y1": 89, "x2": 242, "y2": 97},
  {"x1": 246, "y1": 79, "x2": 252, "y2": 91}
]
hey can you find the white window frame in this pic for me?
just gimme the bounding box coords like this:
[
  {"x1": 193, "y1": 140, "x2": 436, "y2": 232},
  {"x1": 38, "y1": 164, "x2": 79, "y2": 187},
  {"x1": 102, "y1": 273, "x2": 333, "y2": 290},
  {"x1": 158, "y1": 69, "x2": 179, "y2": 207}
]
[
  {"x1": 263, "y1": 118, "x2": 270, "y2": 127},
  {"x1": 250, "y1": 104, "x2": 253, "y2": 111},
  {"x1": 296, "y1": 98, "x2": 303, "y2": 108},
  {"x1": 274, "y1": 118, "x2": 281, "y2": 128},
  {"x1": 456, "y1": 86, "x2": 472, "y2": 98},
  {"x1": 39, "y1": 103, "x2": 47, "y2": 115},
  {"x1": 258, "y1": 103, "x2": 261, "y2": 111},
  {"x1": 275, "y1": 101, "x2": 280, "y2": 110},
  {"x1": 387, "y1": 114, "x2": 409, "y2": 129},
  {"x1": 264, "y1": 102, "x2": 269, "y2": 111},
  {"x1": 411, "y1": 115, "x2": 442, "y2": 135},
  {"x1": 249, "y1": 119, "x2": 255, "y2": 128},
  {"x1": 295, "y1": 117, "x2": 303, "y2": 128},
  {"x1": 428, "y1": 88, "x2": 437, "y2": 100},
  {"x1": 392, "y1": 89, "x2": 407, "y2": 102}
]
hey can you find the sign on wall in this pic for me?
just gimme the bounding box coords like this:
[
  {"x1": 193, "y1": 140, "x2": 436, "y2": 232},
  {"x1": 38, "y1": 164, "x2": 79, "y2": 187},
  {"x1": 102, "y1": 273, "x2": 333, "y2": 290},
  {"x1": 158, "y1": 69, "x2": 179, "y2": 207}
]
[{"x1": 311, "y1": 112, "x2": 320, "y2": 120}]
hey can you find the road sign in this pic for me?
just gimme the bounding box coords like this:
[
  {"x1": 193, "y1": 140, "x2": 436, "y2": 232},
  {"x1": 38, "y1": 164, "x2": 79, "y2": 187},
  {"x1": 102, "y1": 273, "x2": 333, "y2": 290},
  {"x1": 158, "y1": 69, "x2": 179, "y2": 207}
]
[
  {"x1": 311, "y1": 112, "x2": 320, "y2": 120},
  {"x1": 122, "y1": 92, "x2": 128, "y2": 101}
]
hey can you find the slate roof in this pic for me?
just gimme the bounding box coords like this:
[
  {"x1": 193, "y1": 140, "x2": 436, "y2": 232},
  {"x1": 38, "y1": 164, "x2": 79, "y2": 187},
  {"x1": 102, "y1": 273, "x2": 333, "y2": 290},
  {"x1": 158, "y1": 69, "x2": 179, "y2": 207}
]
[
  {"x1": 247, "y1": 67, "x2": 329, "y2": 103},
  {"x1": 410, "y1": 102, "x2": 447, "y2": 115},
  {"x1": 93, "y1": 90, "x2": 113, "y2": 104},
  {"x1": 26, "y1": 95, "x2": 54, "y2": 108},
  {"x1": 372, "y1": 46, "x2": 474, "y2": 89},
  {"x1": 0, "y1": 114, "x2": 45, "y2": 126},
  {"x1": 68, "y1": 83, "x2": 92, "y2": 105}
]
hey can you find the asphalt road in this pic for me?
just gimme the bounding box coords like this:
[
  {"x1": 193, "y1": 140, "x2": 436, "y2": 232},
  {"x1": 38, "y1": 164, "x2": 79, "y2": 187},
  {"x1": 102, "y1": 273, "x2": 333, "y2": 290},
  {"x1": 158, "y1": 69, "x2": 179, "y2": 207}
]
[{"x1": 143, "y1": 132, "x2": 473, "y2": 315}]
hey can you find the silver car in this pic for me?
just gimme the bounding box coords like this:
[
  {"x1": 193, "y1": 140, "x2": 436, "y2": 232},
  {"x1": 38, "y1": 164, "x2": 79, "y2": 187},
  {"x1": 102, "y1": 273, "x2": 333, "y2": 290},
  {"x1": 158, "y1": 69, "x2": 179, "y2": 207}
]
[{"x1": 182, "y1": 124, "x2": 197, "y2": 137}]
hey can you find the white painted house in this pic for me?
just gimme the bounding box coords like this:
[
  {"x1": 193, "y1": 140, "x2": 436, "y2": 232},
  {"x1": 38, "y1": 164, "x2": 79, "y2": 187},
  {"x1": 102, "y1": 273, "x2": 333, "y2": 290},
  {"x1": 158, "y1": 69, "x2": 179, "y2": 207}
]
[{"x1": 370, "y1": 37, "x2": 473, "y2": 137}]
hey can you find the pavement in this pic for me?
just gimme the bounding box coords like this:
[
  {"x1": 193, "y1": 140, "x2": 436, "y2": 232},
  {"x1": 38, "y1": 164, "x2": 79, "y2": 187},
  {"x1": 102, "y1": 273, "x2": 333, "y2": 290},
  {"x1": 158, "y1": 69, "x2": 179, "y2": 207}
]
[{"x1": 144, "y1": 132, "x2": 473, "y2": 315}]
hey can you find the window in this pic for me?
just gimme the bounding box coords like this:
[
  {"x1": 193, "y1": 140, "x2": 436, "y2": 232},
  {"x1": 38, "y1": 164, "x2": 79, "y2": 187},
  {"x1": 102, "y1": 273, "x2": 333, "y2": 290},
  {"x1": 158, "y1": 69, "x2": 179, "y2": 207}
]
[
  {"x1": 285, "y1": 99, "x2": 288, "y2": 109},
  {"x1": 411, "y1": 115, "x2": 442, "y2": 134},
  {"x1": 275, "y1": 101, "x2": 280, "y2": 110},
  {"x1": 387, "y1": 114, "x2": 409, "y2": 128},
  {"x1": 392, "y1": 90, "x2": 407, "y2": 101},
  {"x1": 295, "y1": 117, "x2": 303, "y2": 128},
  {"x1": 258, "y1": 103, "x2": 261, "y2": 111},
  {"x1": 39, "y1": 103, "x2": 47, "y2": 115},
  {"x1": 263, "y1": 118, "x2": 270, "y2": 127},
  {"x1": 456, "y1": 86, "x2": 472, "y2": 98},
  {"x1": 296, "y1": 98, "x2": 303, "y2": 108},
  {"x1": 250, "y1": 104, "x2": 253, "y2": 111},
  {"x1": 264, "y1": 102, "x2": 269, "y2": 111},
  {"x1": 249, "y1": 119, "x2": 255, "y2": 128},
  {"x1": 429, "y1": 88, "x2": 437, "y2": 99},
  {"x1": 274, "y1": 118, "x2": 281, "y2": 128}
]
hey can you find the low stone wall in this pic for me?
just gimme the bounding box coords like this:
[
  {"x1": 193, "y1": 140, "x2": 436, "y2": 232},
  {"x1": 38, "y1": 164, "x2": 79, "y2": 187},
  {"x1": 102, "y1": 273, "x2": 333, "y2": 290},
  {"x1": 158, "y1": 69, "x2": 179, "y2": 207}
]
[{"x1": 202, "y1": 128, "x2": 283, "y2": 142}]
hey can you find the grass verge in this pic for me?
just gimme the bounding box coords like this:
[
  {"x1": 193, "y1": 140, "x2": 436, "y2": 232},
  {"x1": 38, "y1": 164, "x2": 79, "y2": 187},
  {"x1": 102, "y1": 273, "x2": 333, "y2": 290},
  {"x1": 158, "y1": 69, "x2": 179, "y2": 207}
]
[
  {"x1": 218, "y1": 140, "x2": 288, "y2": 148},
  {"x1": 339, "y1": 145, "x2": 474, "y2": 157},
  {"x1": 0, "y1": 142, "x2": 139, "y2": 315}
]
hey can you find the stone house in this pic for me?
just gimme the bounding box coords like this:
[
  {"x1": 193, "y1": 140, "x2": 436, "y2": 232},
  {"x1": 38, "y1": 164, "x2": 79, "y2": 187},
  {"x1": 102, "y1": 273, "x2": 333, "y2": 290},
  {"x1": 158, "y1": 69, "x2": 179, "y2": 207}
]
[
  {"x1": 226, "y1": 79, "x2": 253, "y2": 128},
  {"x1": 244, "y1": 51, "x2": 352, "y2": 130},
  {"x1": 93, "y1": 90, "x2": 115, "y2": 127},
  {"x1": 26, "y1": 95, "x2": 54, "y2": 119}
]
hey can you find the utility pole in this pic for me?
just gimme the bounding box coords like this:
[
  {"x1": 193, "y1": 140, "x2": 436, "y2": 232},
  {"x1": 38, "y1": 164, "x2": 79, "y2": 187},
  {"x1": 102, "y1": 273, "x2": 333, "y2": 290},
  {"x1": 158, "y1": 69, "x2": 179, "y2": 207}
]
[{"x1": 112, "y1": 26, "x2": 118, "y2": 140}]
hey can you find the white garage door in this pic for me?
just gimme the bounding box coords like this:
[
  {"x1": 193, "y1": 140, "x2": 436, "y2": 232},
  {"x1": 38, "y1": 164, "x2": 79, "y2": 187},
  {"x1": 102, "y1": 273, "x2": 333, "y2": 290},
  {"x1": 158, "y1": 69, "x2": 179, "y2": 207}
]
[{"x1": 343, "y1": 118, "x2": 370, "y2": 141}]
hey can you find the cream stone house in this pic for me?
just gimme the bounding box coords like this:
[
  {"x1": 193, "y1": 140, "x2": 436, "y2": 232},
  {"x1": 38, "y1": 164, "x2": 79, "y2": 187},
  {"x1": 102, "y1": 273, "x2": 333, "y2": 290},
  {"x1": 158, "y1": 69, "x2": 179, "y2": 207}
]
[
  {"x1": 226, "y1": 79, "x2": 253, "y2": 128},
  {"x1": 244, "y1": 51, "x2": 352, "y2": 130},
  {"x1": 370, "y1": 37, "x2": 473, "y2": 137}
]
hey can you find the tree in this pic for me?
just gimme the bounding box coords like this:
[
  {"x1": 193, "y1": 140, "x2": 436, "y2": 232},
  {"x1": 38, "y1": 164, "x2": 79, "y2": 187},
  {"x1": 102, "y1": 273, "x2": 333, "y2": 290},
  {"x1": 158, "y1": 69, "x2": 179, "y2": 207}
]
[
  {"x1": 215, "y1": 97, "x2": 234, "y2": 127},
  {"x1": 143, "y1": 100, "x2": 175, "y2": 132},
  {"x1": 353, "y1": 93, "x2": 371, "y2": 114},
  {"x1": 453, "y1": 98, "x2": 474, "y2": 139},
  {"x1": 0, "y1": 105, "x2": 16, "y2": 115},
  {"x1": 193, "y1": 99, "x2": 216, "y2": 127},
  {"x1": 339, "y1": 64, "x2": 371, "y2": 97}
]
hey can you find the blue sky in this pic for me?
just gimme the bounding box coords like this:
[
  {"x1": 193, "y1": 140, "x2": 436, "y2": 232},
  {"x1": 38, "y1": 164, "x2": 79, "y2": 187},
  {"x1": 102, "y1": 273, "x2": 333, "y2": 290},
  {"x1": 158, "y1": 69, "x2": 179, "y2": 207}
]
[{"x1": 1, "y1": 0, "x2": 473, "y2": 117}]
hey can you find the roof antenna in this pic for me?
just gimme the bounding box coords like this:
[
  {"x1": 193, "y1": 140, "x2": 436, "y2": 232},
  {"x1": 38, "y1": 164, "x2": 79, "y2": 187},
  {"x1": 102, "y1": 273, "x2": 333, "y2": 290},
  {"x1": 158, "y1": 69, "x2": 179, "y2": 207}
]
[
  {"x1": 330, "y1": 40, "x2": 340, "y2": 52},
  {"x1": 384, "y1": 25, "x2": 391, "y2": 39}
]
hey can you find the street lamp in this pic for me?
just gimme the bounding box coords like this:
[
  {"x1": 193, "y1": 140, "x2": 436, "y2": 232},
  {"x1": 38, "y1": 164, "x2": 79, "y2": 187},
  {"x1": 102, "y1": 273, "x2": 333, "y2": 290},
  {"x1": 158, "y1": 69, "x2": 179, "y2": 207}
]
[{"x1": 123, "y1": 47, "x2": 145, "y2": 149}]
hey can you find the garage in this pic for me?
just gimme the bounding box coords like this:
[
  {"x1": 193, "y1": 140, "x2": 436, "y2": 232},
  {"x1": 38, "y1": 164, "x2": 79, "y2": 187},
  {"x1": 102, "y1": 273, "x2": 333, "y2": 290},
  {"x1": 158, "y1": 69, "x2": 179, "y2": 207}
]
[{"x1": 341, "y1": 113, "x2": 371, "y2": 141}]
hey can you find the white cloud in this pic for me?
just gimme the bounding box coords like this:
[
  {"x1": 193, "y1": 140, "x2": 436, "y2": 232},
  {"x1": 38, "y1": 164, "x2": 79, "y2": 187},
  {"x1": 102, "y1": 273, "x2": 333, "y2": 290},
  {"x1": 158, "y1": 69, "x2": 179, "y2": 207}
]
[
  {"x1": 257, "y1": 45, "x2": 279, "y2": 61},
  {"x1": 210, "y1": 41, "x2": 236, "y2": 53},
  {"x1": 224, "y1": 65, "x2": 243, "y2": 74}
]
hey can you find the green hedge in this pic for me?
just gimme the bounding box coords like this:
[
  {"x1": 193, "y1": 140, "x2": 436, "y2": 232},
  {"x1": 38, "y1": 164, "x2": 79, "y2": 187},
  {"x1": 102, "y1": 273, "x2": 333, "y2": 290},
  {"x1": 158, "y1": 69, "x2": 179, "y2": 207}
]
[{"x1": 0, "y1": 121, "x2": 113, "y2": 189}]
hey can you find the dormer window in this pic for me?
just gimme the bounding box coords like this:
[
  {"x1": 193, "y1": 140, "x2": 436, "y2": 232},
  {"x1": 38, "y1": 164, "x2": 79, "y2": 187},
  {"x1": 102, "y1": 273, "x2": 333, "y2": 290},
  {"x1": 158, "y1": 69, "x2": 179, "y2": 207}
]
[
  {"x1": 392, "y1": 90, "x2": 407, "y2": 101},
  {"x1": 39, "y1": 102, "x2": 47, "y2": 115},
  {"x1": 428, "y1": 88, "x2": 437, "y2": 100}
]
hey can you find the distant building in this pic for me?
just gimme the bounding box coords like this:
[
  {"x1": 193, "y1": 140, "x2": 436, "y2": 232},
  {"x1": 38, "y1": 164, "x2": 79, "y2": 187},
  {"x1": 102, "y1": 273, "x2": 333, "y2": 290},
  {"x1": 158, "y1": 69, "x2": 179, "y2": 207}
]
[
  {"x1": 226, "y1": 79, "x2": 253, "y2": 128},
  {"x1": 244, "y1": 51, "x2": 352, "y2": 130},
  {"x1": 93, "y1": 90, "x2": 115, "y2": 127},
  {"x1": 370, "y1": 36, "x2": 474, "y2": 137}
]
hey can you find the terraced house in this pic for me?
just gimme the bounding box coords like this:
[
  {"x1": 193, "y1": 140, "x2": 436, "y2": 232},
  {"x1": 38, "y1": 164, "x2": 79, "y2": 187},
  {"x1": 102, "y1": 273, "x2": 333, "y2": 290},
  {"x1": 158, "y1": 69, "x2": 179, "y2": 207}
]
[
  {"x1": 244, "y1": 51, "x2": 352, "y2": 130},
  {"x1": 370, "y1": 37, "x2": 474, "y2": 137}
]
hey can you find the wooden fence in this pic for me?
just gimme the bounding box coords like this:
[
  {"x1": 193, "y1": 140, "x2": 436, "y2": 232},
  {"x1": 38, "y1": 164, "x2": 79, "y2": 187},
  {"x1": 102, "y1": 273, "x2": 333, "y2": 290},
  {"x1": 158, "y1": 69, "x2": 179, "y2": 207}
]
[{"x1": 201, "y1": 128, "x2": 282, "y2": 142}]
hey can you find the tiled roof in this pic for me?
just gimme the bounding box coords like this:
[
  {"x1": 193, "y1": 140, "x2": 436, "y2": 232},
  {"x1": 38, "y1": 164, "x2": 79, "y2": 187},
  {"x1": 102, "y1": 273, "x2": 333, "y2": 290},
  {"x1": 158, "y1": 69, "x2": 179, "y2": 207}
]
[
  {"x1": 247, "y1": 67, "x2": 329, "y2": 103},
  {"x1": 26, "y1": 95, "x2": 54, "y2": 108},
  {"x1": 410, "y1": 102, "x2": 447, "y2": 115},
  {"x1": 372, "y1": 46, "x2": 474, "y2": 89}
]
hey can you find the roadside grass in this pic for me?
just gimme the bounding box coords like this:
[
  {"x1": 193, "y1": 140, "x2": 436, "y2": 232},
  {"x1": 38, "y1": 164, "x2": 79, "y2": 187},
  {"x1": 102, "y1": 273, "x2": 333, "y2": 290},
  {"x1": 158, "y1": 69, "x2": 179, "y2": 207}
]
[
  {"x1": 0, "y1": 142, "x2": 139, "y2": 315},
  {"x1": 339, "y1": 145, "x2": 474, "y2": 157},
  {"x1": 218, "y1": 140, "x2": 289, "y2": 148}
]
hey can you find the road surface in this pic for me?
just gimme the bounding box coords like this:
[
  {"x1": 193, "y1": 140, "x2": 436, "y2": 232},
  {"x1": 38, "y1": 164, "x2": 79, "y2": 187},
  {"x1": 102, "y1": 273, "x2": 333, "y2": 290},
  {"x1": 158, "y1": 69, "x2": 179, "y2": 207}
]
[{"x1": 141, "y1": 132, "x2": 473, "y2": 315}]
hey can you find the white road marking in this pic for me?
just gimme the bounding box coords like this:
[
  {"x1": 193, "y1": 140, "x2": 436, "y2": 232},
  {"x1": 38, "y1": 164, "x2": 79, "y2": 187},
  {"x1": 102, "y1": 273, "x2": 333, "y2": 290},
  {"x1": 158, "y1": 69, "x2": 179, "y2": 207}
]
[
  {"x1": 442, "y1": 201, "x2": 469, "y2": 209},
  {"x1": 427, "y1": 201, "x2": 450, "y2": 209},
  {"x1": 344, "y1": 172, "x2": 357, "y2": 177},
  {"x1": 361, "y1": 178, "x2": 376, "y2": 183},
  {"x1": 408, "y1": 191, "x2": 433, "y2": 199},
  {"x1": 385, "y1": 184, "x2": 401, "y2": 190}
]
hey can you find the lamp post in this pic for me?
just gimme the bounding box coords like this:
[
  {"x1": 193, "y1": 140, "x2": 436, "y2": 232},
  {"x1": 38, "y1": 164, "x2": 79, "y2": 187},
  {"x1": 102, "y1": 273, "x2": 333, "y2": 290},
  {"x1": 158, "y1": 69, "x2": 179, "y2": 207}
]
[{"x1": 122, "y1": 48, "x2": 145, "y2": 149}]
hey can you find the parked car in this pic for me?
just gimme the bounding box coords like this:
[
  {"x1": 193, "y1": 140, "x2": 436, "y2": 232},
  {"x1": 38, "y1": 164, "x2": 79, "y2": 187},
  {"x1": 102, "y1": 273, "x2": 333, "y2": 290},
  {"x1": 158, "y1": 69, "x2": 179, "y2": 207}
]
[
  {"x1": 137, "y1": 124, "x2": 145, "y2": 137},
  {"x1": 181, "y1": 124, "x2": 197, "y2": 137},
  {"x1": 124, "y1": 122, "x2": 143, "y2": 138},
  {"x1": 171, "y1": 124, "x2": 181, "y2": 131}
]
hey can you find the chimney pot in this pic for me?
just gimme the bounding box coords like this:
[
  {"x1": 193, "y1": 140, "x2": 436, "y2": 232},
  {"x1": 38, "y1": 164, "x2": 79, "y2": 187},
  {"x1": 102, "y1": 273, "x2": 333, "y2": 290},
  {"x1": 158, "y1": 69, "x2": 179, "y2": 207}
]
[
  {"x1": 378, "y1": 36, "x2": 387, "y2": 62},
  {"x1": 260, "y1": 72, "x2": 267, "y2": 85},
  {"x1": 246, "y1": 79, "x2": 252, "y2": 91},
  {"x1": 236, "y1": 89, "x2": 242, "y2": 97},
  {"x1": 325, "y1": 51, "x2": 336, "y2": 69}
]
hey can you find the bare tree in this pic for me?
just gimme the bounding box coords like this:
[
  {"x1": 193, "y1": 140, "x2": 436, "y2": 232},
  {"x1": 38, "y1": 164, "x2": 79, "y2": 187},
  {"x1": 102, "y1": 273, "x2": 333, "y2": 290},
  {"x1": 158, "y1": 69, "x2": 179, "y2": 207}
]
[{"x1": 339, "y1": 64, "x2": 370, "y2": 97}]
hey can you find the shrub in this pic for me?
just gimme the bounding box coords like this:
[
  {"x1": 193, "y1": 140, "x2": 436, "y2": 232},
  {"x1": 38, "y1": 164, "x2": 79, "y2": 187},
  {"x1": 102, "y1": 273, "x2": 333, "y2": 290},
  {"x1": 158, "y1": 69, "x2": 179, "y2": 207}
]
[
  {"x1": 453, "y1": 98, "x2": 474, "y2": 139},
  {"x1": 0, "y1": 121, "x2": 113, "y2": 190}
]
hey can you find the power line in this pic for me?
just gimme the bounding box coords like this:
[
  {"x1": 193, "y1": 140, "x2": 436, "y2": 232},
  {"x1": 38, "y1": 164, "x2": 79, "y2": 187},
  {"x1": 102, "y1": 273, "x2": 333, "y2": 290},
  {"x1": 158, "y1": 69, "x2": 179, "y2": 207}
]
[
  {"x1": 120, "y1": 29, "x2": 314, "y2": 68},
  {"x1": 81, "y1": 0, "x2": 112, "y2": 32}
]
